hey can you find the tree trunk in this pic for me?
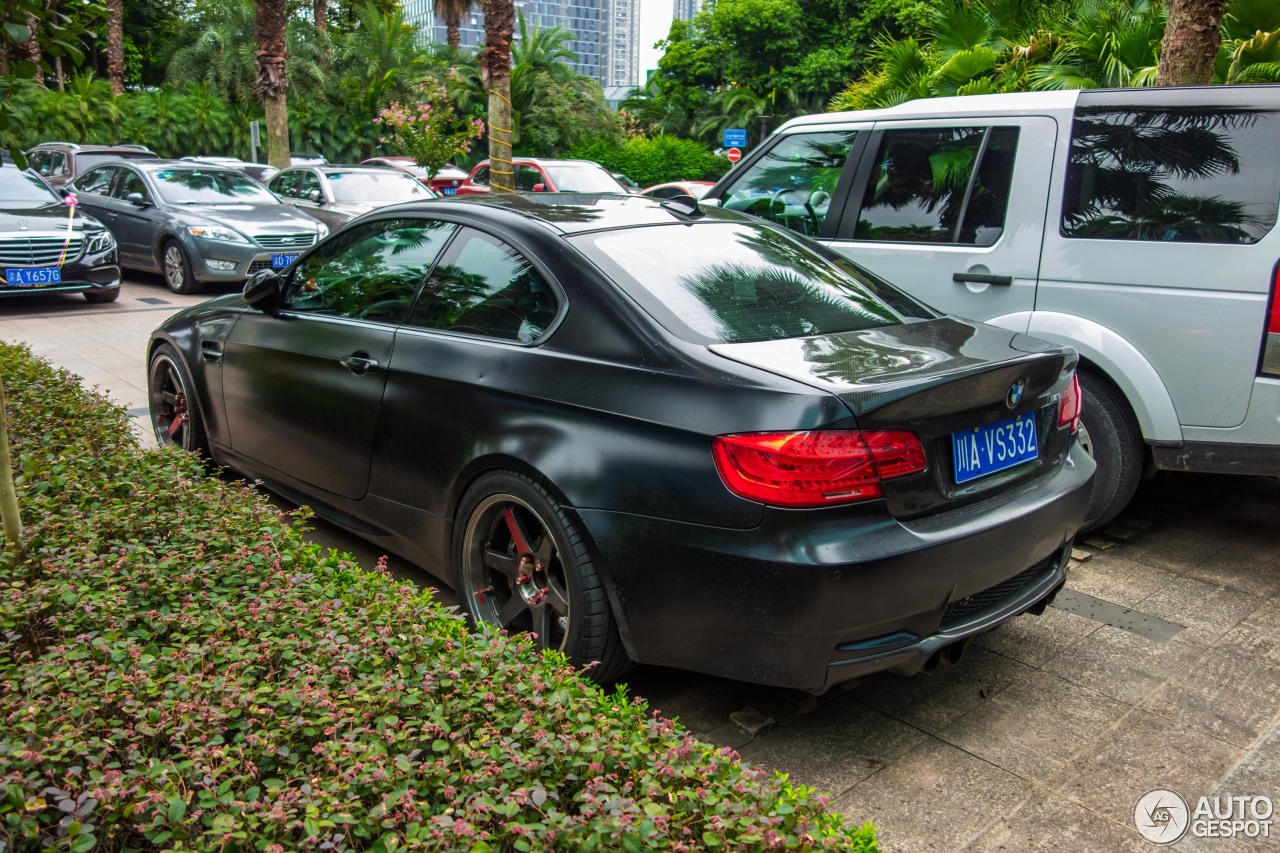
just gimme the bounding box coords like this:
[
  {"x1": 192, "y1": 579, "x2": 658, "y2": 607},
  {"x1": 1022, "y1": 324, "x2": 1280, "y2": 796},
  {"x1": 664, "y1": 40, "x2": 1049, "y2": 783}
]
[
  {"x1": 55, "y1": 55, "x2": 65, "y2": 91},
  {"x1": 315, "y1": 0, "x2": 327, "y2": 33},
  {"x1": 448, "y1": 22, "x2": 461, "y2": 50},
  {"x1": 106, "y1": 0, "x2": 124, "y2": 94},
  {"x1": 255, "y1": 0, "x2": 291, "y2": 169},
  {"x1": 1157, "y1": 0, "x2": 1228, "y2": 86},
  {"x1": 481, "y1": 0, "x2": 515, "y2": 193},
  {"x1": 0, "y1": 376, "x2": 23, "y2": 546}
]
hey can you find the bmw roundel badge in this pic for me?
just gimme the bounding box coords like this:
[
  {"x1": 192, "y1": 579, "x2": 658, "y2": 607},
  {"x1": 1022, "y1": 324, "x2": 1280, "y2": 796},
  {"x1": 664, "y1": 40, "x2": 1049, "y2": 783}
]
[{"x1": 1006, "y1": 380, "x2": 1025, "y2": 409}]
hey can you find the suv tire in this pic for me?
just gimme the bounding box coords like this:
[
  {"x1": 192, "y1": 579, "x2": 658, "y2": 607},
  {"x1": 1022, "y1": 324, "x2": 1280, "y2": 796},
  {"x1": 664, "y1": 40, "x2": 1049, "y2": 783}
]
[{"x1": 1079, "y1": 371, "x2": 1142, "y2": 532}]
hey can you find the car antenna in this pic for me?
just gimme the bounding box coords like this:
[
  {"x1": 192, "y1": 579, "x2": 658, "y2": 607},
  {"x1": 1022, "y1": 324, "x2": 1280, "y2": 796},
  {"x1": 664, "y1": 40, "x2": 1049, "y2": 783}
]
[{"x1": 658, "y1": 194, "x2": 704, "y2": 219}]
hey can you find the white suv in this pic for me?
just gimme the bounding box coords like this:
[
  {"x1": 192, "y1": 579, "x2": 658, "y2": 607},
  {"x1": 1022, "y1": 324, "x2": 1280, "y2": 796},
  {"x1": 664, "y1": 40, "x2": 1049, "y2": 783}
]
[{"x1": 706, "y1": 85, "x2": 1280, "y2": 530}]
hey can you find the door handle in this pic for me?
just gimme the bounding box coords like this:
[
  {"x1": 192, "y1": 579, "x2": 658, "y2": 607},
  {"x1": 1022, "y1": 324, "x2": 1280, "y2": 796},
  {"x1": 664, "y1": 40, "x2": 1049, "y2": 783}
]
[
  {"x1": 339, "y1": 354, "x2": 380, "y2": 374},
  {"x1": 953, "y1": 272, "x2": 1012, "y2": 287}
]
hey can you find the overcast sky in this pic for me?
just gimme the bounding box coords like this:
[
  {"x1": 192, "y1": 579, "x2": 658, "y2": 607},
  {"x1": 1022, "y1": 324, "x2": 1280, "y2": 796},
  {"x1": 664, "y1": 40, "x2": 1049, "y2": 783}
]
[{"x1": 638, "y1": 3, "x2": 674, "y2": 84}]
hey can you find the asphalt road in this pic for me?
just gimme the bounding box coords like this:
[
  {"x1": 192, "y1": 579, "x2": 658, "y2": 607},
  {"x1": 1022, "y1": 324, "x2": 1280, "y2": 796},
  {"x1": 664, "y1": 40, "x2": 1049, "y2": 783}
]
[{"x1": 3, "y1": 275, "x2": 1278, "y2": 851}]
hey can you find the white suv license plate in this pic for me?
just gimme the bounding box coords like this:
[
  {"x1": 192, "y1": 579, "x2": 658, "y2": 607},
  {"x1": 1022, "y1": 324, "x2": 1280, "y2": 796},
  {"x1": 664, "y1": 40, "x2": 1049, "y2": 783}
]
[
  {"x1": 5, "y1": 267, "x2": 62, "y2": 286},
  {"x1": 952, "y1": 413, "x2": 1039, "y2": 484}
]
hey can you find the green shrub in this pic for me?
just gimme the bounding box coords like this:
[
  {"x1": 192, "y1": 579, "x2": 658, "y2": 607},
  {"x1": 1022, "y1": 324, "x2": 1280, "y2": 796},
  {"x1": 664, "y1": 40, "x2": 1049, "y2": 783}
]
[
  {"x1": 567, "y1": 135, "x2": 729, "y2": 187},
  {"x1": 0, "y1": 343, "x2": 878, "y2": 852}
]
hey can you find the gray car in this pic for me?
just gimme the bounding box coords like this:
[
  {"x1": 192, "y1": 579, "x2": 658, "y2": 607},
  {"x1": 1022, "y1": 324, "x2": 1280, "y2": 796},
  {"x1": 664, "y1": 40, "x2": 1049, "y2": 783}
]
[
  {"x1": 267, "y1": 165, "x2": 435, "y2": 231},
  {"x1": 70, "y1": 159, "x2": 327, "y2": 294}
]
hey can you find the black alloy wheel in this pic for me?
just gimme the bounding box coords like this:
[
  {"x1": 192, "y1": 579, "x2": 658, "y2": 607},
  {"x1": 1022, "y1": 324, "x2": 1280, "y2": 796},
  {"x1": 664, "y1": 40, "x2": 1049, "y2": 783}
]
[
  {"x1": 148, "y1": 344, "x2": 207, "y2": 453},
  {"x1": 1078, "y1": 370, "x2": 1142, "y2": 532},
  {"x1": 455, "y1": 471, "x2": 632, "y2": 683}
]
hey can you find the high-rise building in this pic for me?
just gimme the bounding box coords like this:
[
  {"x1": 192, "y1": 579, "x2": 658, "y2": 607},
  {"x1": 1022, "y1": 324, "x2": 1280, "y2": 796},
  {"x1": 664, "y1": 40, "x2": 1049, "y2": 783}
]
[
  {"x1": 409, "y1": 1, "x2": 640, "y2": 88},
  {"x1": 673, "y1": 0, "x2": 708, "y2": 21}
]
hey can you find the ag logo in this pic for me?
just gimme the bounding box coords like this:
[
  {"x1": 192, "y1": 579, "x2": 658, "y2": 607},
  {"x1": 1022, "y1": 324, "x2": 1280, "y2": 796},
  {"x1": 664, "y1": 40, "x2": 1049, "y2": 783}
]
[
  {"x1": 1135, "y1": 788, "x2": 1190, "y2": 844},
  {"x1": 1005, "y1": 379, "x2": 1025, "y2": 409}
]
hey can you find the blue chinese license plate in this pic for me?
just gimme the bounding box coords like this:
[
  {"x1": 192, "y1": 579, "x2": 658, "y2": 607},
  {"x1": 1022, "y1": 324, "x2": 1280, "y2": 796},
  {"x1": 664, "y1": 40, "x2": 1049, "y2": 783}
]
[
  {"x1": 271, "y1": 253, "x2": 299, "y2": 268},
  {"x1": 5, "y1": 267, "x2": 61, "y2": 287},
  {"x1": 952, "y1": 413, "x2": 1039, "y2": 484},
  {"x1": 442, "y1": 187, "x2": 457, "y2": 195}
]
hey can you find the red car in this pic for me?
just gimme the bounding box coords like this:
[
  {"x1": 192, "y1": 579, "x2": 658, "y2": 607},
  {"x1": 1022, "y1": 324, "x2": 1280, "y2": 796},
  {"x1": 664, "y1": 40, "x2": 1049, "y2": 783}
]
[
  {"x1": 360, "y1": 156, "x2": 469, "y2": 195},
  {"x1": 639, "y1": 180, "x2": 716, "y2": 200},
  {"x1": 454, "y1": 158, "x2": 629, "y2": 196}
]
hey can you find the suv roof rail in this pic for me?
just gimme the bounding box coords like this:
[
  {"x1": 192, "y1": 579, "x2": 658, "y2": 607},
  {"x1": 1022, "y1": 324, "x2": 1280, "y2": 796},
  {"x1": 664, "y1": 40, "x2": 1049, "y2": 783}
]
[
  {"x1": 35, "y1": 142, "x2": 81, "y2": 150},
  {"x1": 111, "y1": 143, "x2": 154, "y2": 151}
]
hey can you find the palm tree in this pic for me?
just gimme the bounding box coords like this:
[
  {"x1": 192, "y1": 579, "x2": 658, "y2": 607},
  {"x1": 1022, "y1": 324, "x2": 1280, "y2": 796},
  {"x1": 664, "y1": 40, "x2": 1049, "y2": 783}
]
[
  {"x1": 481, "y1": 0, "x2": 515, "y2": 192},
  {"x1": 1158, "y1": 0, "x2": 1228, "y2": 85},
  {"x1": 315, "y1": 0, "x2": 328, "y2": 33},
  {"x1": 437, "y1": 0, "x2": 473, "y2": 50},
  {"x1": 106, "y1": 0, "x2": 124, "y2": 94},
  {"x1": 255, "y1": 0, "x2": 291, "y2": 168}
]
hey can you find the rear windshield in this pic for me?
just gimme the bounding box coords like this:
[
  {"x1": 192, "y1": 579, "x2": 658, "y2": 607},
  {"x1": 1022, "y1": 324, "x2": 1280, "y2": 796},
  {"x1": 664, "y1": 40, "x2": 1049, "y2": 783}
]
[
  {"x1": 543, "y1": 163, "x2": 626, "y2": 193},
  {"x1": 76, "y1": 152, "x2": 157, "y2": 170},
  {"x1": 571, "y1": 221, "x2": 929, "y2": 344},
  {"x1": 327, "y1": 170, "x2": 432, "y2": 202}
]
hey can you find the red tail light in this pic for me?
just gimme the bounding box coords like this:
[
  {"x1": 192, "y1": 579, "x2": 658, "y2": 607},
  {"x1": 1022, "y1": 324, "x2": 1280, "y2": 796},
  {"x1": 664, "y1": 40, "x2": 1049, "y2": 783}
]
[
  {"x1": 712, "y1": 430, "x2": 927, "y2": 507},
  {"x1": 1263, "y1": 266, "x2": 1280, "y2": 377},
  {"x1": 1058, "y1": 373, "x2": 1082, "y2": 431}
]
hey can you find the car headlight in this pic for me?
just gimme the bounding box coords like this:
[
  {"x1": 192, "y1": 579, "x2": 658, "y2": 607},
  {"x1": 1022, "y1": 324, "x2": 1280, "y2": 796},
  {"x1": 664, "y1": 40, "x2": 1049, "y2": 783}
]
[
  {"x1": 187, "y1": 224, "x2": 249, "y2": 244},
  {"x1": 85, "y1": 230, "x2": 116, "y2": 254}
]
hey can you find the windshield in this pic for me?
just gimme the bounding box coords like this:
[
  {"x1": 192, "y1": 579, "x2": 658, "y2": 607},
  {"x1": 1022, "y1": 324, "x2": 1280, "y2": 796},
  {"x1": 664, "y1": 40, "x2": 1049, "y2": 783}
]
[
  {"x1": 327, "y1": 171, "x2": 431, "y2": 202},
  {"x1": 572, "y1": 221, "x2": 927, "y2": 345},
  {"x1": 543, "y1": 163, "x2": 627, "y2": 193},
  {"x1": 0, "y1": 167, "x2": 59, "y2": 206},
  {"x1": 150, "y1": 168, "x2": 278, "y2": 204}
]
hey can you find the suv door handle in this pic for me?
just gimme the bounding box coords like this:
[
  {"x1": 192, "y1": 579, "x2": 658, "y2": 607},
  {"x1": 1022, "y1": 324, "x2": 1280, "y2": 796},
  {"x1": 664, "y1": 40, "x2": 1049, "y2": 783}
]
[
  {"x1": 953, "y1": 272, "x2": 1012, "y2": 287},
  {"x1": 339, "y1": 354, "x2": 380, "y2": 374}
]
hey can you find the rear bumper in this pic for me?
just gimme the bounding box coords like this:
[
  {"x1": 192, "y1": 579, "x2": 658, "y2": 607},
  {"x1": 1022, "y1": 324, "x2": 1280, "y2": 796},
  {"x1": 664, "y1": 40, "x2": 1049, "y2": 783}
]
[{"x1": 579, "y1": 440, "x2": 1094, "y2": 692}]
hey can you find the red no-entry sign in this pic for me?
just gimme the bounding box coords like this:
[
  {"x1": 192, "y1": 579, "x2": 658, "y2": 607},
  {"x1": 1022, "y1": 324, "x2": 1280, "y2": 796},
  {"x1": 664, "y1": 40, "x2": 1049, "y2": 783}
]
[{"x1": 726, "y1": 147, "x2": 742, "y2": 163}]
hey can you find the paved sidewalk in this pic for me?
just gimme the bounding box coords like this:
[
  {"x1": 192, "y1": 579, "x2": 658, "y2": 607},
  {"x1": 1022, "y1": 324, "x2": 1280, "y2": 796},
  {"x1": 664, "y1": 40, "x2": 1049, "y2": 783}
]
[{"x1": 4, "y1": 280, "x2": 1278, "y2": 851}]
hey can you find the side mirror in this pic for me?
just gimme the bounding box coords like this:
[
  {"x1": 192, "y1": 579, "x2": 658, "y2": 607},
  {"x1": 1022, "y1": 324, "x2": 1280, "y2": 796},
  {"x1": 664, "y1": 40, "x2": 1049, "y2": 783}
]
[
  {"x1": 307, "y1": 188, "x2": 323, "y2": 204},
  {"x1": 531, "y1": 183, "x2": 546, "y2": 193},
  {"x1": 125, "y1": 192, "x2": 147, "y2": 206},
  {"x1": 243, "y1": 269, "x2": 283, "y2": 313}
]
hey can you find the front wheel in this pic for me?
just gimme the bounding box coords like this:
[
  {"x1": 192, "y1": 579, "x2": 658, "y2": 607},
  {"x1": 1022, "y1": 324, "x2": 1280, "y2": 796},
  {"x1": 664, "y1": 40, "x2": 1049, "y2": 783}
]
[
  {"x1": 162, "y1": 239, "x2": 202, "y2": 295},
  {"x1": 454, "y1": 471, "x2": 632, "y2": 683},
  {"x1": 1078, "y1": 371, "x2": 1142, "y2": 532},
  {"x1": 148, "y1": 343, "x2": 208, "y2": 454}
]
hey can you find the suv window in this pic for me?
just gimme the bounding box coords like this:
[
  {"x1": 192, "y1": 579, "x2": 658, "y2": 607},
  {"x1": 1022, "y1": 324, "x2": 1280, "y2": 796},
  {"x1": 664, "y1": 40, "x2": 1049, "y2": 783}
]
[
  {"x1": 719, "y1": 130, "x2": 859, "y2": 237},
  {"x1": 407, "y1": 228, "x2": 559, "y2": 343},
  {"x1": 1062, "y1": 107, "x2": 1280, "y2": 244},
  {"x1": 286, "y1": 218, "x2": 456, "y2": 323},
  {"x1": 269, "y1": 170, "x2": 301, "y2": 198},
  {"x1": 854, "y1": 127, "x2": 1019, "y2": 245},
  {"x1": 73, "y1": 166, "x2": 119, "y2": 196}
]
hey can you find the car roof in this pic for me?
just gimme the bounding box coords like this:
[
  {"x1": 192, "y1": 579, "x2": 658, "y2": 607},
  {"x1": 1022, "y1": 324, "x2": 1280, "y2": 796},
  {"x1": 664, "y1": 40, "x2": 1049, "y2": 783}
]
[
  {"x1": 432, "y1": 192, "x2": 751, "y2": 235},
  {"x1": 132, "y1": 159, "x2": 246, "y2": 172}
]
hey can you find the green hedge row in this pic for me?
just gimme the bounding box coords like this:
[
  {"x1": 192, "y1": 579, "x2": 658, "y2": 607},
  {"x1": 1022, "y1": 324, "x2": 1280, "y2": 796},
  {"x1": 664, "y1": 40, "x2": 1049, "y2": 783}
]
[
  {"x1": 566, "y1": 135, "x2": 731, "y2": 188},
  {"x1": 0, "y1": 343, "x2": 878, "y2": 852}
]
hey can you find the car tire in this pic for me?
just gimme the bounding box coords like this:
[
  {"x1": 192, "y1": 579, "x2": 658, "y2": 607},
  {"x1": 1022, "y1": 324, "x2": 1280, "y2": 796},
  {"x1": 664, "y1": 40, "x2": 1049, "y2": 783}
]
[
  {"x1": 148, "y1": 343, "x2": 208, "y2": 455},
  {"x1": 162, "y1": 239, "x2": 203, "y2": 295},
  {"x1": 1078, "y1": 370, "x2": 1142, "y2": 532},
  {"x1": 454, "y1": 470, "x2": 633, "y2": 684},
  {"x1": 83, "y1": 287, "x2": 120, "y2": 303}
]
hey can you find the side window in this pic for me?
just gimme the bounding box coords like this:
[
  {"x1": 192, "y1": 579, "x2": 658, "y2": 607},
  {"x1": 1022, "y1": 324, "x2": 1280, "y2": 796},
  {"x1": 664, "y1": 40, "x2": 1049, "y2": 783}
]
[
  {"x1": 112, "y1": 170, "x2": 149, "y2": 202},
  {"x1": 854, "y1": 127, "x2": 1018, "y2": 245},
  {"x1": 719, "y1": 130, "x2": 859, "y2": 237},
  {"x1": 516, "y1": 165, "x2": 543, "y2": 190},
  {"x1": 48, "y1": 152, "x2": 68, "y2": 177},
  {"x1": 1062, "y1": 107, "x2": 1280, "y2": 244},
  {"x1": 269, "y1": 170, "x2": 300, "y2": 198},
  {"x1": 298, "y1": 170, "x2": 323, "y2": 202},
  {"x1": 470, "y1": 166, "x2": 490, "y2": 186},
  {"x1": 286, "y1": 218, "x2": 456, "y2": 323},
  {"x1": 73, "y1": 166, "x2": 118, "y2": 196},
  {"x1": 27, "y1": 151, "x2": 49, "y2": 175},
  {"x1": 407, "y1": 228, "x2": 559, "y2": 343}
]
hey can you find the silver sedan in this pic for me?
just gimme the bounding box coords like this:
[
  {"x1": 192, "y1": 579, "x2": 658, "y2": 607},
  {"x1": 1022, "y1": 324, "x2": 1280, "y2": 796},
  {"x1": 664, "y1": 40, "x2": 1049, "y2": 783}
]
[{"x1": 268, "y1": 165, "x2": 436, "y2": 231}]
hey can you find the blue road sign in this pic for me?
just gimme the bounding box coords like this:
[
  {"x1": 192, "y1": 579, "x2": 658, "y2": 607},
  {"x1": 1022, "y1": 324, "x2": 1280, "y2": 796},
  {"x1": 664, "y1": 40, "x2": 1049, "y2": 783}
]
[{"x1": 723, "y1": 128, "x2": 748, "y2": 148}]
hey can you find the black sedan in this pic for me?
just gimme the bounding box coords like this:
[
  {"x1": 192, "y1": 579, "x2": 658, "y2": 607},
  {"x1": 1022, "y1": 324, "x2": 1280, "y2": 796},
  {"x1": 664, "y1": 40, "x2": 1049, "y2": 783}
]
[
  {"x1": 147, "y1": 194, "x2": 1094, "y2": 692},
  {"x1": 0, "y1": 162, "x2": 121, "y2": 302}
]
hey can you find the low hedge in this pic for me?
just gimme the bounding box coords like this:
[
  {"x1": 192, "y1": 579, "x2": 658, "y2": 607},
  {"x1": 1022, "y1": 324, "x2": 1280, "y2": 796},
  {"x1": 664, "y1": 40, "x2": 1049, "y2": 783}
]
[{"x1": 0, "y1": 342, "x2": 878, "y2": 852}]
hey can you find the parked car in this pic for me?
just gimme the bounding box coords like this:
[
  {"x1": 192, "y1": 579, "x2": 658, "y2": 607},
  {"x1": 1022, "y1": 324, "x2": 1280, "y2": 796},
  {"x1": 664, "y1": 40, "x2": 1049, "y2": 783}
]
[
  {"x1": 179, "y1": 156, "x2": 279, "y2": 185},
  {"x1": 69, "y1": 159, "x2": 327, "y2": 294},
  {"x1": 25, "y1": 142, "x2": 158, "y2": 188},
  {"x1": 639, "y1": 180, "x2": 715, "y2": 200},
  {"x1": 454, "y1": 158, "x2": 630, "y2": 196},
  {"x1": 268, "y1": 164, "x2": 435, "y2": 230},
  {"x1": 705, "y1": 84, "x2": 1280, "y2": 531},
  {"x1": 290, "y1": 152, "x2": 328, "y2": 166},
  {"x1": 147, "y1": 193, "x2": 1093, "y2": 691},
  {"x1": 0, "y1": 161, "x2": 120, "y2": 303},
  {"x1": 361, "y1": 156, "x2": 469, "y2": 195}
]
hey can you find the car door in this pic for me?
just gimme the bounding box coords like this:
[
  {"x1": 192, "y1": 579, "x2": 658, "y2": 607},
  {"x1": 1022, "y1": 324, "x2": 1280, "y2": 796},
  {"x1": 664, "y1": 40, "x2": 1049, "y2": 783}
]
[
  {"x1": 220, "y1": 216, "x2": 457, "y2": 499},
  {"x1": 107, "y1": 166, "x2": 162, "y2": 267},
  {"x1": 826, "y1": 117, "x2": 1057, "y2": 323},
  {"x1": 69, "y1": 165, "x2": 121, "y2": 224}
]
